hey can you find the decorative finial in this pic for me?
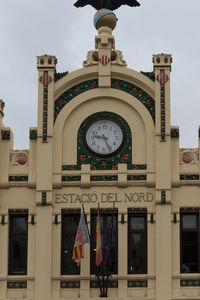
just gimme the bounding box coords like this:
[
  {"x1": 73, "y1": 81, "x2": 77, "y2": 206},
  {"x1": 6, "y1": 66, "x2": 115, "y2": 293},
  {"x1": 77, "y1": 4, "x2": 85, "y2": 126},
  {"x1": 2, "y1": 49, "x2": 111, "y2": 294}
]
[
  {"x1": 74, "y1": 0, "x2": 140, "y2": 10},
  {"x1": 94, "y1": 9, "x2": 117, "y2": 30}
]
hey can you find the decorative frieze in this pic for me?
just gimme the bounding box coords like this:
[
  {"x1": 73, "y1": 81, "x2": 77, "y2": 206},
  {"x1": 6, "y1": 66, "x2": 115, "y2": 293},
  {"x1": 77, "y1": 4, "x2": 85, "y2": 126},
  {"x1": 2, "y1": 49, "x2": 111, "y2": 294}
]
[
  {"x1": 60, "y1": 281, "x2": 80, "y2": 289},
  {"x1": 180, "y1": 174, "x2": 199, "y2": 180},
  {"x1": 90, "y1": 280, "x2": 118, "y2": 288},
  {"x1": 9, "y1": 176, "x2": 28, "y2": 182},
  {"x1": 1, "y1": 130, "x2": 10, "y2": 140},
  {"x1": 180, "y1": 279, "x2": 200, "y2": 287},
  {"x1": 7, "y1": 281, "x2": 27, "y2": 289},
  {"x1": 62, "y1": 208, "x2": 80, "y2": 213},
  {"x1": 62, "y1": 164, "x2": 147, "y2": 171},
  {"x1": 90, "y1": 175, "x2": 118, "y2": 181},
  {"x1": 128, "y1": 164, "x2": 147, "y2": 170},
  {"x1": 180, "y1": 207, "x2": 199, "y2": 213},
  {"x1": 111, "y1": 79, "x2": 155, "y2": 123},
  {"x1": 8, "y1": 209, "x2": 28, "y2": 214},
  {"x1": 54, "y1": 79, "x2": 98, "y2": 120},
  {"x1": 128, "y1": 208, "x2": 147, "y2": 213},
  {"x1": 62, "y1": 176, "x2": 81, "y2": 182},
  {"x1": 127, "y1": 175, "x2": 147, "y2": 181},
  {"x1": 91, "y1": 208, "x2": 118, "y2": 213},
  {"x1": 62, "y1": 165, "x2": 81, "y2": 171},
  {"x1": 127, "y1": 280, "x2": 148, "y2": 288}
]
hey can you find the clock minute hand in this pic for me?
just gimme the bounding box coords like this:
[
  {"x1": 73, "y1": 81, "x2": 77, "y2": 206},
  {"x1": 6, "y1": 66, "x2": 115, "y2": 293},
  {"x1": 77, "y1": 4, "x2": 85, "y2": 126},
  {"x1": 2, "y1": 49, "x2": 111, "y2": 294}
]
[{"x1": 102, "y1": 134, "x2": 112, "y2": 152}]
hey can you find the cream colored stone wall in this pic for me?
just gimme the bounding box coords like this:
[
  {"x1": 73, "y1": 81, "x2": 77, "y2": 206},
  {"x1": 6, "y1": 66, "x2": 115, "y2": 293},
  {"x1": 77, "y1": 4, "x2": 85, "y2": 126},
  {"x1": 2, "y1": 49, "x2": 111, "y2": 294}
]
[{"x1": 0, "y1": 26, "x2": 200, "y2": 300}]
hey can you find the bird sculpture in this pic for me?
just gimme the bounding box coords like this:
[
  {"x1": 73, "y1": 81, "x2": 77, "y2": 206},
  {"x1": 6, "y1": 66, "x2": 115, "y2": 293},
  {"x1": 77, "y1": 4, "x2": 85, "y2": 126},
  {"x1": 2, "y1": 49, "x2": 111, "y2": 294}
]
[{"x1": 74, "y1": 0, "x2": 140, "y2": 10}]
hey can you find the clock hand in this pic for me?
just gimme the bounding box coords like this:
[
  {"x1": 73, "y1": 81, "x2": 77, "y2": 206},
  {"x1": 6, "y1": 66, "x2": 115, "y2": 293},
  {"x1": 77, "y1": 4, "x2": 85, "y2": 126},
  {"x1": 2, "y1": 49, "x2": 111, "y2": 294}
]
[
  {"x1": 94, "y1": 135, "x2": 103, "y2": 139},
  {"x1": 102, "y1": 134, "x2": 112, "y2": 152}
]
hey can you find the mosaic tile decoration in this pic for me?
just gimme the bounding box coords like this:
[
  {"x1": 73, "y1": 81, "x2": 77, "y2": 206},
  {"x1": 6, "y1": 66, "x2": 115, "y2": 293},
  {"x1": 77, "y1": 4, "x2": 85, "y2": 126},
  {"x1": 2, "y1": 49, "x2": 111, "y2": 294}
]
[
  {"x1": 9, "y1": 176, "x2": 28, "y2": 182},
  {"x1": 54, "y1": 79, "x2": 98, "y2": 120},
  {"x1": 90, "y1": 175, "x2": 118, "y2": 181},
  {"x1": 180, "y1": 279, "x2": 200, "y2": 287},
  {"x1": 111, "y1": 79, "x2": 155, "y2": 122},
  {"x1": 128, "y1": 280, "x2": 148, "y2": 288},
  {"x1": 127, "y1": 175, "x2": 147, "y2": 181},
  {"x1": 60, "y1": 281, "x2": 80, "y2": 288},
  {"x1": 1, "y1": 130, "x2": 10, "y2": 140},
  {"x1": 7, "y1": 281, "x2": 27, "y2": 289},
  {"x1": 29, "y1": 130, "x2": 37, "y2": 140},
  {"x1": 180, "y1": 207, "x2": 199, "y2": 213},
  {"x1": 180, "y1": 174, "x2": 199, "y2": 180},
  {"x1": 62, "y1": 176, "x2": 81, "y2": 182},
  {"x1": 90, "y1": 280, "x2": 118, "y2": 288},
  {"x1": 128, "y1": 208, "x2": 147, "y2": 213}
]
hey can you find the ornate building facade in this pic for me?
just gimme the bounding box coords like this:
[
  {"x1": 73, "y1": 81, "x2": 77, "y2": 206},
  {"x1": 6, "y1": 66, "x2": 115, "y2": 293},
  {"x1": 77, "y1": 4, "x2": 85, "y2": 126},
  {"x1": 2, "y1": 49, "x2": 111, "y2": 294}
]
[{"x1": 0, "y1": 11, "x2": 200, "y2": 300}]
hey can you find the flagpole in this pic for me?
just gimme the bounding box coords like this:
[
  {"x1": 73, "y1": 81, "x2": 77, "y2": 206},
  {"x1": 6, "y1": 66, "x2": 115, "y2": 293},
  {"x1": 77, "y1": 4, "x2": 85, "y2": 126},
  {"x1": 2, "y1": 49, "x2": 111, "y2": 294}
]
[
  {"x1": 82, "y1": 203, "x2": 104, "y2": 296},
  {"x1": 105, "y1": 202, "x2": 115, "y2": 297}
]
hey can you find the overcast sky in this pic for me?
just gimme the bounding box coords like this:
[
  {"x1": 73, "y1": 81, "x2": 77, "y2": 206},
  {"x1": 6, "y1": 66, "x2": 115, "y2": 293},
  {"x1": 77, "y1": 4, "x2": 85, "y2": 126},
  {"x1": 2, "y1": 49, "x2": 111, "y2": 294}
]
[{"x1": 0, "y1": 0, "x2": 200, "y2": 149}]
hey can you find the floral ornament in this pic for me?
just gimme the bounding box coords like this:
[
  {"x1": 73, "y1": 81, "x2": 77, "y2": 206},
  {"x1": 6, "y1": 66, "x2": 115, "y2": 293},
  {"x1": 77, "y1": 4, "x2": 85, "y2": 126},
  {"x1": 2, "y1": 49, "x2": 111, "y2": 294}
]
[
  {"x1": 101, "y1": 161, "x2": 107, "y2": 168},
  {"x1": 91, "y1": 165, "x2": 97, "y2": 170},
  {"x1": 114, "y1": 81, "x2": 119, "y2": 88},
  {"x1": 80, "y1": 154, "x2": 86, "y2": 162},
  {"x1": 132, "y1": 87, "x2": 137, "y2": 95},
  {"x1": 122, "y1": 154, "x2": 129, "y2": 161}
]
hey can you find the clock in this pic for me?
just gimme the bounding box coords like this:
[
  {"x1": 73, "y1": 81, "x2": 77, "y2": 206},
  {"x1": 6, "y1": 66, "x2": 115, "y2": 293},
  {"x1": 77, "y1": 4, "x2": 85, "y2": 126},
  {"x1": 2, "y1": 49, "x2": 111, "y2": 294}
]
[{"x1": 84, "y1": 118, "x2": 125, "y2": 157}]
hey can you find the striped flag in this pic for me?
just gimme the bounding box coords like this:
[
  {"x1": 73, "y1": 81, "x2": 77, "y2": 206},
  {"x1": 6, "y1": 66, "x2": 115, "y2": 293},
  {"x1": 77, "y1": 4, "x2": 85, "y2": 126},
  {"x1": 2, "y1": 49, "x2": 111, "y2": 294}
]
[
  {"x1": 96, "y1": 207, "x2": 103, "y2": 266},
  {"x1": 72, "y1": 210, "x2": 89, "y2": 265},
  {"x1": 103, "y1": 214, "x2": 114, "y2": 266}
]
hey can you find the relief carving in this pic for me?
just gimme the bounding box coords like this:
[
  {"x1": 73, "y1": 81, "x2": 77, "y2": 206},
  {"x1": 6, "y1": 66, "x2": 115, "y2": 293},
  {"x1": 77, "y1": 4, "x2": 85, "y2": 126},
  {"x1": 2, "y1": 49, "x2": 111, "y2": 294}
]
[
  {"x1": 10, "y1": 150, "x2": 29, "y2": 166},
  {"x1": 180, "y1": 148, "x2": 199, "y2": 165}
]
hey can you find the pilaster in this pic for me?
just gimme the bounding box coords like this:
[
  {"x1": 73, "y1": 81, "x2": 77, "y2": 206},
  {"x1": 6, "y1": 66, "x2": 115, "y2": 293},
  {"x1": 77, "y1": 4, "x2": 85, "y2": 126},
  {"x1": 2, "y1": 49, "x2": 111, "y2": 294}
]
[
  {"x1": 95, "y1": 27, "x2": 115, "y2": 88},
  {"x1": 153, "y1": 54, "x2": 172, "y2": 300},
  {"x1": 35, "y1": 205, "x2": 52, "y2": 300}
]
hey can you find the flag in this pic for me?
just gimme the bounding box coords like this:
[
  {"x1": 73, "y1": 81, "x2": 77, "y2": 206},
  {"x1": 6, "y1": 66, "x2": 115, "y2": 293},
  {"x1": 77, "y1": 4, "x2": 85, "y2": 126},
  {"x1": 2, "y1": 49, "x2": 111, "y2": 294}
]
[
  {"x1": 73, "y1": 210, "x2": 90, "y2": 265},
  {"x1": 103, "y1": 214, "x2": 114, "y2": 266},
  {"x1": 95, "y1": 207, "x2": 103, "y2": 266}
]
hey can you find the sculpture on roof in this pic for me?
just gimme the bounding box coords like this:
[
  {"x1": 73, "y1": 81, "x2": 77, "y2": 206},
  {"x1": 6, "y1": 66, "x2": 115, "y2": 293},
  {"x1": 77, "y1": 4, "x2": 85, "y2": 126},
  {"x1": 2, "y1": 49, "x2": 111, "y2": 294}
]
[{"x1": 74, "y1": 0, "x2": 140, "y2": 10}]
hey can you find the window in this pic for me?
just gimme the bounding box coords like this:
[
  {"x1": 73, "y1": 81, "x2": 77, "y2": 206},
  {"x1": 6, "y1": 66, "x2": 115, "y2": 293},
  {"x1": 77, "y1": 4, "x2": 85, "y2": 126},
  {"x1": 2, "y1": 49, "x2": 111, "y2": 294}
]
[
  {"x1": 90, "y1": 211, "x2": 118, "y2": 274},
  {"x1": 180, "y1": 212, "x2": 200, "y2": 273},
  {"x1": 128, "y1": 213, "x2": 147, "y2": 274},
  {"x1": 61, "y1": 212, "x2": 80, "y2": 275},
  {"x1": 9, "y1": 214, "x2": 28, "y2": 275}
]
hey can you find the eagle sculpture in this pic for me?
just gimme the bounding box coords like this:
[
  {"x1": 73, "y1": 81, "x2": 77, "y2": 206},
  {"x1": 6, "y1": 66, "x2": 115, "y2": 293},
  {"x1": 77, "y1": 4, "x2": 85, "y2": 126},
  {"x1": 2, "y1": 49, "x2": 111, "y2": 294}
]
[{"x1": 74, "y1": 0, "x2": 140, "y2": 10}]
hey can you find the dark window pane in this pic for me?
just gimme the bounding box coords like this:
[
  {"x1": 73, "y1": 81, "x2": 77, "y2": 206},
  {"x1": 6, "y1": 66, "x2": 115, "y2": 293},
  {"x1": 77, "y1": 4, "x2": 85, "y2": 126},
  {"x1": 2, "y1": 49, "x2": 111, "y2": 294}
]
[
  {"x1": 61, "y1": 214, "x2": 80, "y2": 275},
  {"x1": 90, "y1": 213, "x2": 118, "y2": 274},
  {"x1": 181, "y1": 213, "x2": 199, "y2": 273},
  {"x1": 182, "y1": 215, "x2": 197, "y2": 229},
  {"x1": 130, "y1": 217, "x2": 145, "y2": 230},
  {"x1": 128, "y1": 214, "x2": 147, "y2": 274},
  {"x1": 9, "y1": 215, "x2": 28, "y2": 275}
]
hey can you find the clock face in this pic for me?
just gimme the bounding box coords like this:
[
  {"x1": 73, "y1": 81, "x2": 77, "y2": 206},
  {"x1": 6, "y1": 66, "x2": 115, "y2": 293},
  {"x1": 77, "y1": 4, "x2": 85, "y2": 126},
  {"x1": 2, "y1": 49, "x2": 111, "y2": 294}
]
[{"x1": 85, "y1": 119, "x2": 125, "y2": 157}]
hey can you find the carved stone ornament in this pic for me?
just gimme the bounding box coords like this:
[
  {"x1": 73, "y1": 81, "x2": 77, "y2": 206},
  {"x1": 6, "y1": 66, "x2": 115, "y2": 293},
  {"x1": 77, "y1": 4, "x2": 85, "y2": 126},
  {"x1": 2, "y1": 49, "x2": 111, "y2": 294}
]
[
  {"x1": 83, "y1": 51, "x2": 99, "y2": 67},
  {"x1": 111, "y1": 50, "x2": 127, "y2": 67},
  {"x1": 83, "y1": 50, "x2": 126, "y2": 67},
  {"x1": 10, "y1": 150, "x2": 29, "y2": 166},
  {"x1": 180, "y1": 149, "x2": 199, "y2": 165}
]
